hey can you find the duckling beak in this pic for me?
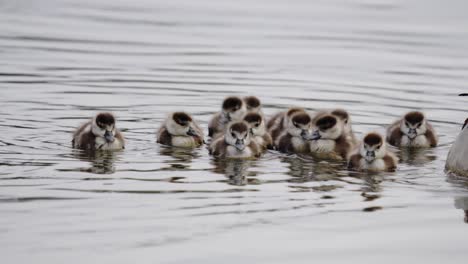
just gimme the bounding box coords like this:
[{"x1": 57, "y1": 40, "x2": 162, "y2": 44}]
[
  {"x1": 408, "y1": 128, "x2": 417, "y2": 139},
  {"x1": 187, "y1": 127, "x2": 198, "y2": 137},
  {"x1": 104, "y1": 130, "x2": 114, "y2": 143},
  {"x1": 365, "y1": 150, "x2": 375, "y2": 162},
  {"x1": 307, "y1": 130, "x2": 321, "y2": 141},
  {"x1": 222, "y1": 112, "x2": 231, "y2": 122},
  {"x1": 235, "y1": 139, "x2": 245, "y2": 151}
]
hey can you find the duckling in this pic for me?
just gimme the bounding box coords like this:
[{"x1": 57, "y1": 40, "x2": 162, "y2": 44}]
[
  {"x1": 243, "y1": 112, "x2": 273, "y2": 150},
  {"x1": 446, "y1": 94, "x2": 468, "y2": 176},
  {"x1": 268, "y1": 107, "x2": 305, "y2": 142},
  {"x1": 387, "y1": 111, "x2": 438, "y2": 148},
  {"x1": 72, "y1": 112, "x2": 125, "y2": 150},
  {"x1": 276, "y1": 112, "x2": 314, "y2": 153},
  {"x1": 313, "y1": 109, "x2": 357, "y2": 145},
  {"x1": 243, "y1": 96, "x2": 262, "y2": 113},
  {"x1": 157, "y1": 112, "x2": 204, "y2": 148},
  {"x1": 348, "y1": 132, "x2": 398, "y2": 172},
  {"x1": 309, "y1": 114, "x2": 353, "y2": 159},
  {"x1": 208, "y1": 96, "x2": 247, "y2": 138},
  {"x1": 210, "y1": 121, "x2": 261, "y2": 158}
]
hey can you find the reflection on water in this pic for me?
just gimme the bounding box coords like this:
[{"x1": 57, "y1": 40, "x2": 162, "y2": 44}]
[{"x1": 1, "y1": 0, "x2": 468, "y2": 262}]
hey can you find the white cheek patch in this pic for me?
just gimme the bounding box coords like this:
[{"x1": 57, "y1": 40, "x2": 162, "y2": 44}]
[
  {"x1": 310, "y1": 139, "x2": 335, "y2": 153},
  {"x1": 171, "y1": 136, "x2": 196, "y2": 148}
]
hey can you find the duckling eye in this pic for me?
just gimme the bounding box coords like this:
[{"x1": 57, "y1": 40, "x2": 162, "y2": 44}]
[
  {"x1": 376, "y1": 145, "x2": 381, "y2": 150},
  {"x1": 344, "y1": 119, "x2": 348, "y2": 124},
  {"x1": 255, "y1": 123, "x2": 260, "y2": 128},
  {"x1": 231, "y1": 132, "x2": 236, "y2": 137},
  {"x1": 293, "y1": 122, "x2": 299, "y2": 127},
  {"x1": 405, "y1": 121, "x2": 410, "y2": 127},
  {"x1": 417, "y1": 123, "x2": 422, "y2": 128}
]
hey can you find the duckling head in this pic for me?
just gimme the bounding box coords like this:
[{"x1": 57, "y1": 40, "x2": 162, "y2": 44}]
[
  {"x1": 166, "y1": 112, "x2": 199, "y2": 137},
  {"x1": 221, "y1": 96, "x2": 246, "y2": 123},
  {"x1": 360, "y1": 133, "x2": 386, "y2": 162},
  {"x1": 287, "y1": 112, "x2": 314, "y2": 140},
  {"x1": 311, "y1": 114, "x2": 343, "y2": 141},
  {"x1": 92, "y1": 112, "x2": 117, "y2": 143},
  {"x1": 243, "y1": 96, "x2": 261, "y2": 113},
  {"x1": 400, "y1": 111, "x2": 427, "y2": 139},
  {"x1": 225, "y1": 121, "x2": 251, "y2": 151},
  {"x1": 331, "y1": 108, "x2": 352, "y2": 135},
  {"x1": 244, "y1": 112, "x2": 266, "y2": 137}
]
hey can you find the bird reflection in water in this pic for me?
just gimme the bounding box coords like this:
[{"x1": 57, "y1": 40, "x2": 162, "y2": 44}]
[
  {"x1": 397, "y1": 147, "x2": 437, "y2": 166},
  {"x1": 212, "y1": 159, "x2": 256, "y2": 186},
  {"x1": 454, "y1": 197, "x2": 468, "y2": 223},
  {"x1": 159, "y1": 146, "x2": 202, "y2": 170},
  {"x1": 282, "y1": 155, "x2": 345, "y2": 183},
  {"x1": 72, "y1": 149, "x2": 118, "y2": 174}
]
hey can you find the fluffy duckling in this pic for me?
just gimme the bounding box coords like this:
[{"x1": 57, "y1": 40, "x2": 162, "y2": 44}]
[
  {"x1": 387, "y1": 111, "x2": 438, "y2": 148},
  {"x1": 243, "y1": 112, "x2": 273, "y2": 150},
  {"x1": 243, "y1": 96, "x2": 262, "y2": 113},
  {"x1": 309, "y1": 114, "x2": 353, "y2": 159},
  {"x1": 210, "y1": 121, "x2": 261, "y2": 158},
  {"x1": 348, "y1": 132, "x2": 398, "y2": 172},
  {"x1": 276, "y1": 112, "x2": 314, "y2": 153},
  {"x1": 446, "y1": 94, "x2": 468, "y2": 176},
  {"x1": 157, "y1": 112, "x2": 204, "y2": 148},
  {"x1": 313, "y1": 109, "x2": 357, "y2": 145},
  {"x1": 72, "y1": 112, "x2": 125, "y2": 150},
  {"x1": 267, "y1": 107, "x2": 305, "y2": 142},
  {"x1": 208, "y1": 96, "x2": 247, "y2": 138}
]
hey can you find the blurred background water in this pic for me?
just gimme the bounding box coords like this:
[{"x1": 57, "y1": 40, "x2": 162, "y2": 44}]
[{"x1": 1, "y1": 0, "x2": 468, "y2": 263}]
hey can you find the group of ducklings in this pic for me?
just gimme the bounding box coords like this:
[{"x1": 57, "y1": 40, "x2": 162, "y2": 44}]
[{"x1": 72, "y1": 96, "x2": 439, "y2": 173}]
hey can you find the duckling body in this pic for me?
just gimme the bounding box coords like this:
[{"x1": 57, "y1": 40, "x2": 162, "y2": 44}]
[
  {"x1": 210, "y1": 121, "x2": 261, "y2": 158},
  {"x1": 208, "y1": 96, "x2": 247, "y2": 138},
  {"x1": 243, "y1": 112, "x2": 272, "y2": 150},
  {"x1": 309, "y1": 114, "x2": 353, "y2": 160},
  {"x1": 268, "y1": 107, "x2": 305, "y2": 143},
  {"x1": 348, "y1": 133, "x2": 398, "y2": 172},
  {"x1": 72, "y1": 113, "x2": 125, "y2": 151},
  {"x1": 276, "y1": 112, "x2": 314, "y2": 153},
  {"x1": 387, "y1": 111, "x2": 437, "y2": 148},
  {"x1": 157, "y1": 112, "x2": 204, "y2": 148}
]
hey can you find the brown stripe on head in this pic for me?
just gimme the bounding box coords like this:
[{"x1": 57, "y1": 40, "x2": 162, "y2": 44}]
[
  {"x1": 291, "y1": 112, "x2": 311, "y2": 125},
  {"x1": 244, "y1": 96, "x2": 261, "y2": 109},
  {"x1": 229, "y1": 121, "x2": 249, "y2": 133},
  {"x1": 364, "y1": 133, "x2": 383, "y2": 146},
  {"x1": 287, "y1": 107, "x2": 305, "y2": 117},
  {"x1": 331, "y1": 109, "x2": 349, "y2": 122},
  {"x1": 404, "y1": 111, "x2": 425, "y2": 125},
  {"x1": 95, "y1": 112, "x2": 115, "y2": 128},
  {"x1": 172, "y1": 112, "x2": 192, "y2": 126},
  {"x1": 222, "y1": 97, "x2": 243, "y2": 112},
  {"x1": 244, "y1": 112, "x2": 262, "y2": 124},
  {"x1": 315, "y1": 115, "x2": 337, "y2": 130}
]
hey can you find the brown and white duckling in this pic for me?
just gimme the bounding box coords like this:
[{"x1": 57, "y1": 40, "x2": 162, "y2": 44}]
[
  {"x1": 387, "y1": 111, "x2": 438, "y2": 148},
  {"x1": 348, "y1": 132, "x2": 398, "y2": 172},
  {"x1": 157, "y1": 112, "x2": 204, "y2": 148},
  {"x1": 267, "y1": 107, "x2": 305, "y2": 142},
  {"x1": 243, "y1": 96, "x2": 262, "y2": 113},
  {"x1": 309, "y1": 114, "x2": 353, "y2": 159},
  {"x1": 446, "y1": 94, "x2": 468, "y2": 176},
  {"x1": 313, "y1": 109, "x2": 357, "y2": 145},
  {"x1": 243, "y1": 112, "x2": 273, "y2": 150},
  {"x1": 210, "y1": 121, "x2": 261, "y2": 159},
  {"x1": 208, "y1": 96, "x2": 247, "y2": 138},
  {"x1": 276, "y1": 112, "x2": 314, "y2": 153},
  {"x1": 72, "y1": 112, "x2": 125, "y2": 150}
]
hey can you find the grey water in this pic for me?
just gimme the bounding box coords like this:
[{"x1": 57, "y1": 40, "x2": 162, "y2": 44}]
[{"x1": 1, "y1": 0, "x2": 468, "y2": 263}]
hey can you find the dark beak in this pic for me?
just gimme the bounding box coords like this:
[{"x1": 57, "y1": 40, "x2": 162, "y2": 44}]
[
  {"x1": 235, "y1": 139, "x2": 245, "y2": 151},
  {"x1": 187, "y1": 127, "x2": 198, "y2": 137},
  {"x1": 365, "y1": 151, "x2": 375, "y2": 161},
  {"x1": 408, "y1": 128, "x2": 417, "y2": 139},
  {"x1": 104, "y1": 130, "x2": 114, "y2": 143},
  {"x1": 307, "y1": 130, "x2": 321, "y2": 141},
  {"x1": 250, "y1": 128, "x2": 254, "y2": 135}
]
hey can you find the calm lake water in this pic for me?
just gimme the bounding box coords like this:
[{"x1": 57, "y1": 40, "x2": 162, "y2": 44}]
[{"x1": 1, "y1": 0, "x2": 468, "y2": 263}]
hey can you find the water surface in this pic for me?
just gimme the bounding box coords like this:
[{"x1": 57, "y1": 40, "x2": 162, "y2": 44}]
[{"x1": 1, "y1": 0, "x2": 468, "y2": 263}]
